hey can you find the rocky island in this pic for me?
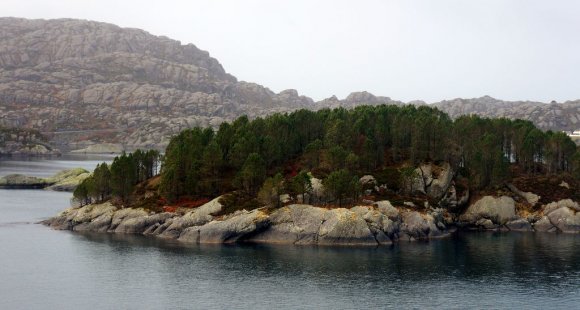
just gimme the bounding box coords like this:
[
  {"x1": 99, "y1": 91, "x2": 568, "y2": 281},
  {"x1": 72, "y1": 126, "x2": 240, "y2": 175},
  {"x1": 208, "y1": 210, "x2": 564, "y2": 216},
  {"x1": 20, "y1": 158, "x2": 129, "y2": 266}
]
[
  {"x1": 0, "y1": 168, "x2": 89, "y2": 191},
  {"x1": 42, "y1": 105, "x2": 580, "y2": 245}
]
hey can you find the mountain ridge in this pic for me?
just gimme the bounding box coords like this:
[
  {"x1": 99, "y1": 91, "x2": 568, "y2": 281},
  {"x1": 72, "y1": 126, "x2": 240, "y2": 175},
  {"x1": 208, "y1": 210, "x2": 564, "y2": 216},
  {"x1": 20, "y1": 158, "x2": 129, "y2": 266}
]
[{"x1": 0, "y1": 17, "x2": 579, "y2": 149}]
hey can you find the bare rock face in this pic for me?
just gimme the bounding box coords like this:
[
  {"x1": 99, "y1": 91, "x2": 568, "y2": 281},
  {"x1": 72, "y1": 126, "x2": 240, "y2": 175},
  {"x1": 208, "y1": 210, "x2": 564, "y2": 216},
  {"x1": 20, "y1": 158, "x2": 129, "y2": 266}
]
[
  {"x1": 114, "y1": 212, "x2": 175, "y2": 234},
  {"x1": 0, "y1": 18, "x2": 313, "y2": 149},
  {"x1": 43, "y1": 202, "x2": 117, "y2": 230},
  {"x1": 249, "y1": 204, "x2": 327, "y2": 244},
  {"x1": 433, "y1": 96, "x2": 580, "y2": 133},
  {"x1": 460, "y1": 196, "x2": 516, "y2": 226},
  {"x1": 406, "y1": 162, "x2": 454, "y2": 201},
  {"x1": 317, "y1": 209, "x2": 377, "y2": 246},
  {"x1": 399, "y1": 211, "x2": 448, "y2": 241},
  {"x1": 179, "y1": 209, "x2": 270, "y2": 244},
  {"x1": 351, "y1": 205, "x2": 397, "y2": 244},
  {"x1": 159, "y1": 196, "x2": 223, "y2": 239}
]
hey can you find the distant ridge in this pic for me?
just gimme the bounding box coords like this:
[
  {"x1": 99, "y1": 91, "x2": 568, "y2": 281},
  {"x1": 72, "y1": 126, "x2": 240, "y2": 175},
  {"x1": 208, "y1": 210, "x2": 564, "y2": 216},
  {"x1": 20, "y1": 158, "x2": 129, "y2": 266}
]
[{"x1": 0, "y1": 17, "x2": 579, "y2": 149}]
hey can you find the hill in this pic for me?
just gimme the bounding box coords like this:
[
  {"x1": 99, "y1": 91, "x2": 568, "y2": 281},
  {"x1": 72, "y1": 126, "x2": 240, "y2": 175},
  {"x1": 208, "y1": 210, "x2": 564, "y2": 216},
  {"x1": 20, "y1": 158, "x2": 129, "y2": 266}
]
[
  {"x1": 1, "y1": 18, "x2": 579, "y2": 150},
  {"x1": 0, "y1": 17, "x2": 313, "y2": 149}
]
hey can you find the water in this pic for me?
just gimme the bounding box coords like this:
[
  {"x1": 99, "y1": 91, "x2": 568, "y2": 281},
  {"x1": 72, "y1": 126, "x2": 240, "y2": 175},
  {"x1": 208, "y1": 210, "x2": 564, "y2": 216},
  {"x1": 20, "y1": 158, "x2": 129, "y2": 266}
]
[{"x1": 1, "y1": 159, "x2": 580, "y2": 309}]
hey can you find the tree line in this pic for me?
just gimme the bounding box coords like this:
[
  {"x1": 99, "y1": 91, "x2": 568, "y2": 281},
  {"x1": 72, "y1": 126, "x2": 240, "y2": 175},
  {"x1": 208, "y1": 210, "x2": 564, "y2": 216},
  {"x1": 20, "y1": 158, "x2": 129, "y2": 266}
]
[
  {"x1": 159, "y1": 105, "x2": 580, "y2": 204},
  {"x1": 75, "y1": 105, "x2": 580, "y2": 207},
  {"x1": 73, "y1": 149, "x2": 161, "y2": 206}
]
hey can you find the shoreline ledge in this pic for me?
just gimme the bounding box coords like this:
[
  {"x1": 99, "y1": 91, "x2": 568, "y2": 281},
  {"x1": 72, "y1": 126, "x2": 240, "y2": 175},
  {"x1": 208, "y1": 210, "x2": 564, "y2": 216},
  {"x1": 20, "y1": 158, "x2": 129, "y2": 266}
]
[
  {"x1": 0, "y1": 168, "x2": 89, "y2": 191},
  {"x1": 41, "y1": 196, "x2": 580, "y2": 246}
]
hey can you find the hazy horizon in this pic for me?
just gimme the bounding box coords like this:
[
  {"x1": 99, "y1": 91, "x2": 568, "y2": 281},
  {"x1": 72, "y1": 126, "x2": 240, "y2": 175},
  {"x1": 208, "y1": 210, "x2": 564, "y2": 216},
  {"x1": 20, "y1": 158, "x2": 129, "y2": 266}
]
[{"x1": 4, "y1": 0, "x2": 580, "y2": 103}]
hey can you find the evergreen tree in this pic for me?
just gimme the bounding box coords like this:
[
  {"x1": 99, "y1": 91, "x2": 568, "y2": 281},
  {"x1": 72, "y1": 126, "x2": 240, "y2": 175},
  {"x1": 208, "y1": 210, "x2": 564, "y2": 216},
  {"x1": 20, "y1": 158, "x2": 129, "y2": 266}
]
[
  {"x1": 324, "y1": 169, "x2": 355, "y2": 207},
  {"x1": 237, "y1": 153, "x2": 266, "y2": 195}
]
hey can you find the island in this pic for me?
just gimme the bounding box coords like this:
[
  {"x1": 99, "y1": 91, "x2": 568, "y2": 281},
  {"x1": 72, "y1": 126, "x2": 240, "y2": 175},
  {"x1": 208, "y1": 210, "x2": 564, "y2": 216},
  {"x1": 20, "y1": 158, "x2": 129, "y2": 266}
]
[{"x1": 43, "y1": 105, "x2": 580, "y2": 245}]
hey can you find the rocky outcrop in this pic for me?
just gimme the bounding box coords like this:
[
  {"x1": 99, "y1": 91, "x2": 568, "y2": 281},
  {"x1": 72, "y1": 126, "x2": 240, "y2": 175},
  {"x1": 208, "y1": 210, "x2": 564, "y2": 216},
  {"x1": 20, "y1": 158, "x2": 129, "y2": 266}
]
[
  {"x1": 44, "y1": 168, "x2": 90, "y2": 191},
  {"x1": 43, "y1": 198, "x2": 457, "y2": 246},
  {"x1": 399, "y1": 210, "x2": 450, "y2": 240},
  {"x1": 159, "y1": 197, "x2": 224, "y2": 239},
  {"x1": 317, "y1": 208, "x2": 377, "y2": 246},
  {"x1": 0, "y1": 167, "x2": 89, "y2": 191},
  {"x1": 248, "y1": 204, "x2": 327, "y2": 245},
  {"x1": 507, "y1": 183, "x2": 540, "y2": 206},
  {"x1": 45, "y1": 202, "x2": 117, "y2": 231},
  {"x1": 407, "y1": 162, "x2": 454, "y2": 201},
  {"x1": 459, "y1": 196, "x2": 516, "y2": 227},
  {"x1": 179, "y1": 209, "x2": 269, "y2": 244},
  {"x1": 534, "y1": 199, "x2": 580, "y2": 233},
  {"x1": 432, "y1": 96, "x2": 580, "y2": 133}
]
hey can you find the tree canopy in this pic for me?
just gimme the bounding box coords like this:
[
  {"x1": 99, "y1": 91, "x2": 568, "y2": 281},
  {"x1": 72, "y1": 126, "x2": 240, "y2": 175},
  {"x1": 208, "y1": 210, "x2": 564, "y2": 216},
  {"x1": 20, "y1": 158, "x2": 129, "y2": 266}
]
[{"x1": 77, "y1": 104, "x2": 580, "y2": 207}]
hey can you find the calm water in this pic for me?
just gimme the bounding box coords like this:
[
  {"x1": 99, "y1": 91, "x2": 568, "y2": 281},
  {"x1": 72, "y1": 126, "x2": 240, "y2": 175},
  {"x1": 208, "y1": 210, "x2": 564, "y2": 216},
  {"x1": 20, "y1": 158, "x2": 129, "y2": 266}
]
[{"x1": 1, "y1": 159, "x2": 580, "y2": 309}]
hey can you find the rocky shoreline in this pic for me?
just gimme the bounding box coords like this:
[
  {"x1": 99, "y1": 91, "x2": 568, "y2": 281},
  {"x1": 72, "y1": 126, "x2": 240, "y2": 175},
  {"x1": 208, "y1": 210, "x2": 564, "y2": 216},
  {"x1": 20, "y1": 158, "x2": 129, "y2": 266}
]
[
  {"x1": 41, "y1": 195, "x2": 580, "y2": 246},
  {"x1": 0, "y1": 168, "x2": 89, "y2": 191}
]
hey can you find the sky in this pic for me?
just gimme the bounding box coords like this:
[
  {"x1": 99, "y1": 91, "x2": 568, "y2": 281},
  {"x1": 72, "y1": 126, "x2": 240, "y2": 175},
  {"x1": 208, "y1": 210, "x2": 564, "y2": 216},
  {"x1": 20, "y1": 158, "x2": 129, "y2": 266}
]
[{"x1": 4, "y1": 0, "x2": 580, "y2": 103}]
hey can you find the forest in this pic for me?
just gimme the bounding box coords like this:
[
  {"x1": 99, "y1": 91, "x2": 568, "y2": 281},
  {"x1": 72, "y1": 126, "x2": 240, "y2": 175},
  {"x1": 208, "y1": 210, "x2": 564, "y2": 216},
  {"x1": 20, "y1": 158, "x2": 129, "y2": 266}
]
[{"x1": 74, "y1": 105, "x2": 580, "y2": 209}]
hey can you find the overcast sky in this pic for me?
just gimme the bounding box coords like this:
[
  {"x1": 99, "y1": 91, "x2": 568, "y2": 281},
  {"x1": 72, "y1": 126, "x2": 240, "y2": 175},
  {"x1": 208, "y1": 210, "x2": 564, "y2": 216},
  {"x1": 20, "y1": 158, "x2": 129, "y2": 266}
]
[{"x1": 4, "y1": 0, "x2": 580, "y2": 103}]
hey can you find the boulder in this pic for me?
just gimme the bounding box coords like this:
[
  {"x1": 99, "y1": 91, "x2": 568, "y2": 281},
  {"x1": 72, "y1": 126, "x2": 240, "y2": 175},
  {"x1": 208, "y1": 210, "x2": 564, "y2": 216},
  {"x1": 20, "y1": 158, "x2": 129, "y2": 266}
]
[
  {"x1": 159, "y1": 196, "x2": 223, "y2": 239},
  {"x1": 249, "y1": 204, "x2": 326, "y2": 244},
  {"x1": 351, "y1": 206, "x2": 397, "y2": 244},
  {"x1": 459, "y1": 196, "x2": 516, "y2": 225},
  {"x1": 533, "y1": 216, "x2": 557, "y2": 232},
  {"x1": 406, "y1": 163, "x2": 454, "y2": 200},
  {"x1": 399, "y1": 211, "x2": 447, "y2": 240},
  {"x1": 475, "y1": 218, "x2": 497, "y2": 230},
  {"x1": 507, "y1": 183, "x2": 540, "y2": 206},
  {"x1": 317, "y1": 208, "x2": 377, "y2": 246},
  {"x1": 181, "y1": 209, "x2": 270, "y2": 244},
  {"x1": 545, "y1": 206, "x2": 580, "y2": 233},
  {"x1": 359, "y1": 175, "x2": 377, "y2": 187},
  {"x1": 544, "y1": 199, "x2": 580, "y2": 214},
  {"x1": 374, "y1": 200, "x2": 400, "y2": 221},
  {"x1": 426, "y1": 163, "x2": 454, "y2": 200}
]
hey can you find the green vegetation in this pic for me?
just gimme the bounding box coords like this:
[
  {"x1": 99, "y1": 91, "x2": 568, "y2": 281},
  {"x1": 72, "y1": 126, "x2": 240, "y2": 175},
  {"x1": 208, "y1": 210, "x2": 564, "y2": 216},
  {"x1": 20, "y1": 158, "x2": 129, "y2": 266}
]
[
  {"x1": 76, "y1": 105, "x2": 580, "y2": 209},
  {"x1": 73, "y1": 150, "x2": 160, "y2": 205}
]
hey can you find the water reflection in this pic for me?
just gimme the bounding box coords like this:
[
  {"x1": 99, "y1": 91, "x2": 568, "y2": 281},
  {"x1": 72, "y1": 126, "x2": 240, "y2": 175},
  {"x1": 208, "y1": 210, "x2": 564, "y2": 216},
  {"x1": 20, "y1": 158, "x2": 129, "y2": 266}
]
[
  {"x1": 66, "y1": 231, "x2": 580, "y2": 308},
  {"x1": 76, "y1": 231, "x2": 580, "y2": 282}
]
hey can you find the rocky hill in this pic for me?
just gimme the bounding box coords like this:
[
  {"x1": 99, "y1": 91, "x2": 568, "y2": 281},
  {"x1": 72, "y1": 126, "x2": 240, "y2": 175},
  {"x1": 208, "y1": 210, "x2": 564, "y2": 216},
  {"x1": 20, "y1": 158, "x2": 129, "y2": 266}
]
[
  {"x1": 432, "y1": 96, "x2": 580, "y2": 132},
  {"x1": 0, "y1": 18, "x2": 579, "y2": 150},
  {"x1": 0, "y1": 18, "x2": 313, "y2": 149}
]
